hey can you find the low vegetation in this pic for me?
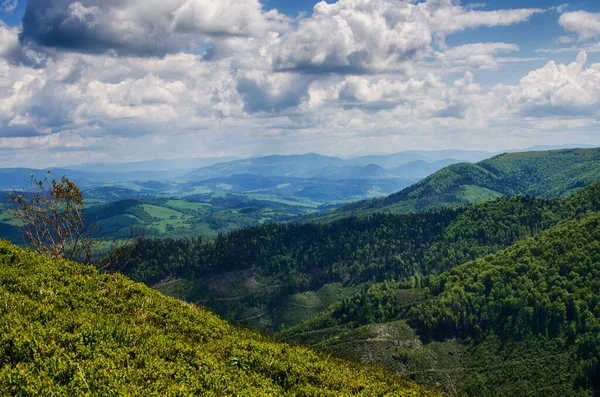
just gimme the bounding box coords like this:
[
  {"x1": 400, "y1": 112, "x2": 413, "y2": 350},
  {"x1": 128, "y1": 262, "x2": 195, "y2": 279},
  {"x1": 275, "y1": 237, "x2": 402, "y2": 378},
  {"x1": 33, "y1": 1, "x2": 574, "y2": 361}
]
[{"x1": 0, "y1": 240, "x2": 435, "y2": 396}]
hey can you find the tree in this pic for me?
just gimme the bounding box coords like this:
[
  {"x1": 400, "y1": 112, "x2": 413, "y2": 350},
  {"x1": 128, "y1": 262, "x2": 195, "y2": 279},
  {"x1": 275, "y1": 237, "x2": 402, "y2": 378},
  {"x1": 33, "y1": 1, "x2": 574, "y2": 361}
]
[{"x1": 8, "y1": 171, "x2": 144, "y2": 271}]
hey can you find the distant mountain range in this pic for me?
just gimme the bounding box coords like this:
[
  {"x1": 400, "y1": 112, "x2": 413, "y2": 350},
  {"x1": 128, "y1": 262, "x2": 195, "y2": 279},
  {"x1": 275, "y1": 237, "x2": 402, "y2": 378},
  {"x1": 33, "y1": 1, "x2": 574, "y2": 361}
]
[
  {"x1": 182, "y1": 152, "x2": 492, "y2": 181},
  {"x1": 311, "y1": 147, "x2": 600, "y2": 222},
  {"x1": 2, "y1": 147, "x2": 596, "y2": 195},
  {"x1": 64, "y1": 156, "x2": 241, "y2": 173},
  {"x1": 0, "y1": 150, "x2": 497, "y2": 191}
]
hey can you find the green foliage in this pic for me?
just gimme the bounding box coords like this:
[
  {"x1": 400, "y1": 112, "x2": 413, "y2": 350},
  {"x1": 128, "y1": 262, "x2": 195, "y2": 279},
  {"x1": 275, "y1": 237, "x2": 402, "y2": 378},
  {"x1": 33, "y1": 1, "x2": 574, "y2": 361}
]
[
  {"x1": 0, "y1": 240, "x2": 435, "y2": 396},
  {"x1": 282, "y1": 205, "x2": 600, "y2": 395},
  {"x1": 122, "y1": 182, "x2": 600, "y2": 331},
  {"x1": 410, "y1": 214, "x2": 600, "y2": 392}
]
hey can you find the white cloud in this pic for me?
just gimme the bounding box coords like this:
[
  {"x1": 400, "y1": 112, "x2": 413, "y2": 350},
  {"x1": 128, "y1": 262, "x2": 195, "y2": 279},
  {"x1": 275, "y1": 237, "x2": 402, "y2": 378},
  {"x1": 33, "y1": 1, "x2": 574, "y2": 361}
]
[
  {"x1": 559, "y1": 11, "x2": 600, "y2": 40},
  {"x1": 436, "y1": 42, "x2": 520, "y2": 70},
  {"x1": 336, "y1": 75, "x2": 443, "y2": 103},
  {"x1": 2, "y1": 0, "x2": 19, "y2": 13},
  {"x1": 272, "y1": 0, "x2": 540, "y2": 74},
  {"x1": 2, "y1": 0, "x2": 599, "y2": 166},
  {"x1": 2, "y1": 0, "x2": 17, "y2": 13},
  {"x1": 20, "y1": 0, "x2": 289, "y2": 56},
  {"x1": 512, "y1": 52, "x2": 600, "y2": 110}
]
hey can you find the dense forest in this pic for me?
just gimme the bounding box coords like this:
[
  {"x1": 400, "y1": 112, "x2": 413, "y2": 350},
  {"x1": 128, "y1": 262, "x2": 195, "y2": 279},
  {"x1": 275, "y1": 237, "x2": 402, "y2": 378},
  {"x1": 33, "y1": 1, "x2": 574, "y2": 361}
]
[
  {"x1": 5, "y1": 148, "x2": 600, "y2": 395},
  {"x1": 283, "y1": 214, "x2": 600, "y2": 395},
  {"x1": 122, "y1": 182, "x2": 600, "y2": 324}
]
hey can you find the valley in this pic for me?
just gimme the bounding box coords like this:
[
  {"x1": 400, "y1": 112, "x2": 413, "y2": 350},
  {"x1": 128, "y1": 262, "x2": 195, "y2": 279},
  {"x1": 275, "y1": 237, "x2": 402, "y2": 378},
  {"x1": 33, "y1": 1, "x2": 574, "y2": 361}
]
[
  {"x1": 0, "y1": 151, "x2": 486, "y2": 242},
  {"x1": 3, "y1": 147, "x2": 600, "y2": 396},
  {"x1": 3, "y1": 1, "x2": 600, "y2": 394},
  {"x1": 117, "y1": 148, "x2": 600, "y2": 395}
]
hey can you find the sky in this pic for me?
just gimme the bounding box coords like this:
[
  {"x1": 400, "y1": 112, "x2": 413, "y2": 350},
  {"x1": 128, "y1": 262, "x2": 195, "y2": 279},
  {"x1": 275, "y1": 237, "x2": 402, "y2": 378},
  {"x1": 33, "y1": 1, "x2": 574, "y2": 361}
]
[{"x1": 1, "y1": 0, "x2": 600, "y2": 167}]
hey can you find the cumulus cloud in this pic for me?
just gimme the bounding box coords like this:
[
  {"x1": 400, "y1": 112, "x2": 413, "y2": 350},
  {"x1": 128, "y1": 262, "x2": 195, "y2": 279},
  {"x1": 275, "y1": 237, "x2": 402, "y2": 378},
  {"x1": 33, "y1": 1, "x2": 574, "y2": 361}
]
[
  {"x1": 19, "y1": 0, "x2": 288, "y2": 56},
  {"x1": 272, "y1": 0, "x2": 541, "y2": 74},
  {"x1": 337, "y1": 75, "x2": 442, "y2": 104},
  {"x1": 512, "y1": 52, "x2": 600, "y2": 116},
  {"x1": 2, "y1": 0, "x2": 599, "y2": 166},
  {"x1": 236, "y1": 70, "x2": 313, "y2": 113},
  {"x1": 0, "y1": 23, "x2": 49, "y2": 67},
  {"x1": 559, "y1": 11, "x2": 600, "y2": 41}
]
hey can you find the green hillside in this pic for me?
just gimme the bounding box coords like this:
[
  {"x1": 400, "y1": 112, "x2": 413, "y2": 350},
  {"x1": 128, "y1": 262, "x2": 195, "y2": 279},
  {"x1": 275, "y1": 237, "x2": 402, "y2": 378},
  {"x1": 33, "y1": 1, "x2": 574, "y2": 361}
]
[
  {"x1": 282, "y1": 214, "x2": 600, "y2": 395},
  {"x1": 311, "y1": 148, "x2": 600, "y2": 222},
  {"x1": 0, "y1": 240, "x2": 434, "y2": 396},
  {"x1": 122, "y1": 181, "x2": 600, "y2": 331},
  {"x1": 119, "y1": 181, "x2": 600, "y2": 395}
]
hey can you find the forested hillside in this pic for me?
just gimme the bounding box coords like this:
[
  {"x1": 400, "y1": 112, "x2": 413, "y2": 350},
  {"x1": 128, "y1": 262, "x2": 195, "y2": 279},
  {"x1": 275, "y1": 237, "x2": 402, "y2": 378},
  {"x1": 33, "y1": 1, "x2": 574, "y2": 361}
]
[
  {"x1": 122, "y1": 181, "x2": 600, "y2": 329},
  {"x1": 0, "y1": 240, "x2": 434, "y2": 396},
  {"x1": 282, "y1": 214, "x2": 600, "y2": 395},
  {"x1": 312, "y1": 148, "x2": 600, "y2": 222}
]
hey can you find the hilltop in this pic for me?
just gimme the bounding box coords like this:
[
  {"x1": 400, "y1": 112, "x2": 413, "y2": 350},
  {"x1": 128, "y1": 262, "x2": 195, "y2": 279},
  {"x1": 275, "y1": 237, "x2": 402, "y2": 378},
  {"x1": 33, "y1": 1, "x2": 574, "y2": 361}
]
[
  {"x1": 0, "y1": 240, "x2": 434, "y2": 396},
  {"x1": 311, "y1": 148, "x2": 600, "y2": 222}
]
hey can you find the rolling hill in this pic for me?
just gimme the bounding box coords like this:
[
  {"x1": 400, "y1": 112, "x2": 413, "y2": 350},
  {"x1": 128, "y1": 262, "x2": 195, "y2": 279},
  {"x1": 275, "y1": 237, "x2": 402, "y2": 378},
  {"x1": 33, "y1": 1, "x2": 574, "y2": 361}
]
[
  {"x1": 312, "y1": 148, "x2": 600, "y2": 222},
  {"x1": 122, "y1": 181, "x2": 600, "y2": 328},
  {"x1": 120, "y1": 181, "x2": 600, "y2": 395},
  {"x1": 0, "y1": 240, "x2": 434, "y2": 396}
]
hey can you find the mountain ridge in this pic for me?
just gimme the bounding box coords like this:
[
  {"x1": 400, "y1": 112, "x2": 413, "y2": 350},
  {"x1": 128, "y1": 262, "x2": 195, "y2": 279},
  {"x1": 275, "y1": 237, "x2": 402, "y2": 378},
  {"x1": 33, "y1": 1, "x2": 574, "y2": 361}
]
[{"x1": 310, "y1": 148, "x2": 600, "y2": 222}]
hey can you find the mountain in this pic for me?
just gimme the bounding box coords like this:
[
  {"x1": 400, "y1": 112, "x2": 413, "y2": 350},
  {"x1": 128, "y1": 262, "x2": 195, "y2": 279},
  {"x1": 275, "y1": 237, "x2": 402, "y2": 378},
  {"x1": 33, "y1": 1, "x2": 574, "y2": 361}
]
[
  {"x1": 388, "y1": 159, "x2": 458, "y2": 179},
  {"x1": 184, "y1": 152, "x2": 490, "y2": 182},
  {"x1": 0, "y1": 240, "x2": 434, "y2": 396},
  {"x1": 184, "y1": 153, "x2": 350, "y2": 181},
  {"x1": 351, "y1": 152, "x2": 431, "y2": 168},
  {"x1": 314, "y1": 148, "x2": 600, "y2": 221},
  {"x1": 0, "y1": 152, "x2": 488, "y2": 192},
  {"x1": 512, "y1": 144, "x2": 598, "y2": 152},
  {"x1": 282, "y1": 211, "x2": 600, "y2": 396},
  {"x1": 0, "y1": 168, "x2": 190, "y2": 190},
  {"x1": 64, "y1": 156, "x2": 240, "y2": 173},
  {"x1": 122, "y1": 181, "x2": 600, "y2": 327},
  {"x1": 351, "y1": 150, "x2": 494, "y2": 168},
  {"x1": 310, "y1": 164, "x2": 394, "y2": 179}
]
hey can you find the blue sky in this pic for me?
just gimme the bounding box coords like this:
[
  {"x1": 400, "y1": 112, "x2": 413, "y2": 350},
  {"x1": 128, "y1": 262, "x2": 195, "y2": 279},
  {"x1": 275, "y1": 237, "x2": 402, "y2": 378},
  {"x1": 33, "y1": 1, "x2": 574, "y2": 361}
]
[{"x1": 1, "y1": 0, "x2": 600, "y2": 167}]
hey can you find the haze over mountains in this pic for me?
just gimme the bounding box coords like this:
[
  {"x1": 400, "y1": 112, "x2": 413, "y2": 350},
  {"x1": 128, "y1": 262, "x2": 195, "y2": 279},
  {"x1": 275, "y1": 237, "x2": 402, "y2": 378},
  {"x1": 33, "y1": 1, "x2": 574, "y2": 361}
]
[
  {"x1": 3, "y1": 147, "x2": 595, "y2": 193},
  {"x1": 4, "y1": 146, "x2": 600, "y2": 395},
  {"x1": 0, "y1": 149, "x2": 498, "y2": 190},
  {"x1": 312, "y1": 148, "x2": 600, "y2": 222}
]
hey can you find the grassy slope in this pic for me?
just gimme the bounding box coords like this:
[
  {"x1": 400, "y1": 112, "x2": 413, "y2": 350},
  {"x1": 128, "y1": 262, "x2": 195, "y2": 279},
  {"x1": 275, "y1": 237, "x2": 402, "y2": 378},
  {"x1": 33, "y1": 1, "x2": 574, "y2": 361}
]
[
  {"x1": 311, "y1": 148, "x2": 600, "y2": 222},
  {"x1": 0, "y1": 240, "x2": 435, "y2": 396},
  {"x1": 81, "y1": 197, "x2": 312, "y2": 240}
]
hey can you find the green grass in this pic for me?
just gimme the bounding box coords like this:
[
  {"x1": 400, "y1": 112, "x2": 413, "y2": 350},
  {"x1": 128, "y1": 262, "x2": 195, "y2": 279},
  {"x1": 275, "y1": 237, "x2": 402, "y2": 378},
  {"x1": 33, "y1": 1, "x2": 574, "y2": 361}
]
[
  {"x1": 312, "y1": 148, "x2": 600, "y2": 222},
  {"x1": 97, "y1": 214, "x2": 141, "y2": 229},
  {"x1": 0, "y1": 241, "x2": 436, "y2": 396},
  {"x1": 141, "y1": 204, "x2": 188, "y2": 220},
  {"x1": 245, "y1": 194, "x2": 322, "y2": 208},
  {"x1": 276, "y1": 283, "x2": 361, "y2": 329},
  {"x1": 164, "y1": 200, "x2": 212, "y2": 211},
  {"x1": 455, "y1": 185, "x2": 504, "y2": 202},
  {"x1": 191, "y1": 186, "x2": 214, "y2": 194}
]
